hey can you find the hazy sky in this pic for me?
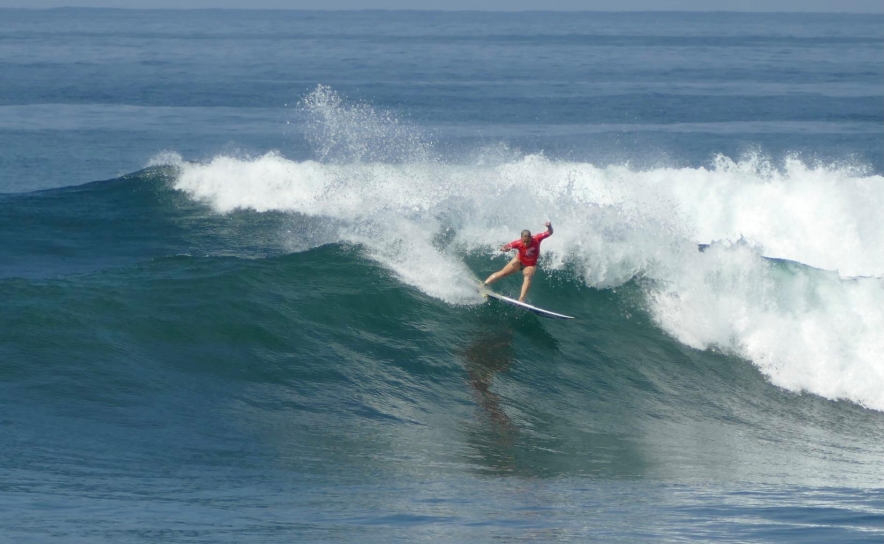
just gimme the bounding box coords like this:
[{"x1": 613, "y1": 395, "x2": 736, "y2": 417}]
[{"x1": 1, "y1": 0, "x2": 882, "y2": 12}]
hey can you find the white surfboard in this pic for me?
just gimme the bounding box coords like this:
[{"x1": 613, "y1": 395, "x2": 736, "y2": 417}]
[{"x1": 480, "y1": 287, "x2": 574, "y2": 320}]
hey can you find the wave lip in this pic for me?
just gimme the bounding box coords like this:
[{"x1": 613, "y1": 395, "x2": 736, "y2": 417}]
[{"x1": 650, "y1": 244, "x2": 884, "y2": 411}]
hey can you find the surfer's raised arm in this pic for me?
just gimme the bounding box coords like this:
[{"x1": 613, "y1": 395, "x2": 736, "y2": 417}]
[{"x1": 500, "y1": 222, "x2": 551, "y2": 251}]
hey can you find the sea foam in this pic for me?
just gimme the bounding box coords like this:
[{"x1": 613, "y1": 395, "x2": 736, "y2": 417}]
[{"x1": 160, "y1": 86, "x2": 884, "y2": 411}]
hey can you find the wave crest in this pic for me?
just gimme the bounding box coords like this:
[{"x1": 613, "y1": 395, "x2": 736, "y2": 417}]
[{"x1": 153, "y1": 86, "x2": 884, "y2": 411}]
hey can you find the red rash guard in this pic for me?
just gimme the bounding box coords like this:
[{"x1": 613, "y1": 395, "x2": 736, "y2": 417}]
[{"x1": 505, "y1": 230, "x2": 551, "y2": 267}]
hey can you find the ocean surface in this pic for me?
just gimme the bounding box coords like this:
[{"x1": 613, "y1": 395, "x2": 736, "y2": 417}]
[{"x1": 1, "y1": 8, "x2": 883, "y2": 543}]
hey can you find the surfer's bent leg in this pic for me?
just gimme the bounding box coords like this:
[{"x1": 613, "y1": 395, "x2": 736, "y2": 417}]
[
  {"x1": 484, "y1": 257, "x2": 522, "y2": 286},
  {"x1": 519, "y1": 265, "x2": 536, "y2": 301}
]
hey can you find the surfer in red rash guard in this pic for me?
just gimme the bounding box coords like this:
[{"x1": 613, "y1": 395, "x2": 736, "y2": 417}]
[{"x1": 483, "y1": 221, "x2": 553, "y2": 302}]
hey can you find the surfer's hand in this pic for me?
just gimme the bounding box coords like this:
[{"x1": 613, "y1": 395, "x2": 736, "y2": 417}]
[
  {"x1": 500, "y1": 245, "x2": 509, "y2": 251},
  {"x1": 544, "y1": 221, "x2": 552, "y2": 229}
]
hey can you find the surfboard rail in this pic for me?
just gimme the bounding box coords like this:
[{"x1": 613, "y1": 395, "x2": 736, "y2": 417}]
[{"x1": 480, "y1": 287, "x2": 574, "y2": 320}]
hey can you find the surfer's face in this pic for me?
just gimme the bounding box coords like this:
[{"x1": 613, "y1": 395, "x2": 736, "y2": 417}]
[{"x1": 521, "y1": 233, "x2": 531, "y2": 244}]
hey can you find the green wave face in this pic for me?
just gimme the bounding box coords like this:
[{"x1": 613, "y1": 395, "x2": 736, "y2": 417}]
[{"x1": 2, "y1": 166, "x2": 883, "y2": 487}]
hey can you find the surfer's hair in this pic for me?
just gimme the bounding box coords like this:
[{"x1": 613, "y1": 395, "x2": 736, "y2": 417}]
[{"x1": 521, "y1": 229, "x2": 531, "y2": 237}]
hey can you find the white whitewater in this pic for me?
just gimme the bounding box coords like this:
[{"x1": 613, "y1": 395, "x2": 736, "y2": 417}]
[{"x1": 159, "y1": 86, "x2": 884, "y2": 411}]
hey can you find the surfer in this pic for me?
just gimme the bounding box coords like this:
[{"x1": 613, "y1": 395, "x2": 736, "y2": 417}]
[{"x1": 483, "y1": 222, "x2": 553, "y2": 302}]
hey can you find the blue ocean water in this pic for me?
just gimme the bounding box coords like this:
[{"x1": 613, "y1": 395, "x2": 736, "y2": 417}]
[{"x1": 1, "y1": 8, "x2": 883, "y2": 543}]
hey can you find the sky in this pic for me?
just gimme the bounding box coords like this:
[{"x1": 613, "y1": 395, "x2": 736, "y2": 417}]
[{"x1": 1, "y1": 0, "x2": 882, "y2": 12}]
